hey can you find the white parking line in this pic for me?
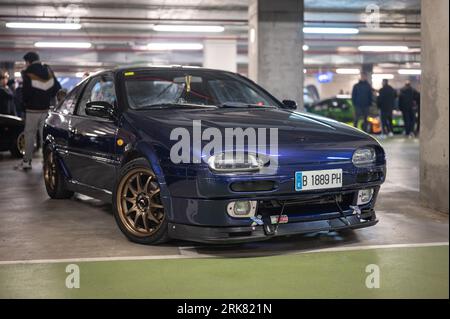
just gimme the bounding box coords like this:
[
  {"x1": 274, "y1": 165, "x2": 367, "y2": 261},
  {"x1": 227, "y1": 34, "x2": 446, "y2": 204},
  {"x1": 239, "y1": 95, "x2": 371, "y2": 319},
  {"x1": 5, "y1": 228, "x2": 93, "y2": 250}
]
[
  {"x1": 296, "y1": 242, "x2": 449, "y2": 254},
  {"x1": 0, "y1": 242, "x2": 447, "y2": 265}
]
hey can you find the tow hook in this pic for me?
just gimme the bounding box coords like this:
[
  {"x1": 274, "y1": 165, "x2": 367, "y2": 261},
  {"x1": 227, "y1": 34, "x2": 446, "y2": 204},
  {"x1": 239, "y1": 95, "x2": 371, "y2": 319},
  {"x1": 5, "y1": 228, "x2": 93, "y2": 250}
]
[
  {"x1": 262, "y1": 201, "x2": 286, "y2": 236},
  {"x1": 350, "y1": 205, "x2": 362, "y2": 219}
]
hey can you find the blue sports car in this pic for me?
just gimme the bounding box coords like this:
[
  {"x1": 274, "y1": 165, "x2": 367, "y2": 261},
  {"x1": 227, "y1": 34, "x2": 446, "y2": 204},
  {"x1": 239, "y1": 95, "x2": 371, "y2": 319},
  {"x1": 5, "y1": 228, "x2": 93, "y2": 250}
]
[{"x1": 43, "y1": 66, "x2": 386, "y2": 244}]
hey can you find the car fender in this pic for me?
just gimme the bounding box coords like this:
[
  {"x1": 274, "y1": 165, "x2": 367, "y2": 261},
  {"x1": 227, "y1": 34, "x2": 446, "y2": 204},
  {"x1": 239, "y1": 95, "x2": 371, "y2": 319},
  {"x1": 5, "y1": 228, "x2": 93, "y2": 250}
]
[{"x1": 130, "y1": 141, "x2": 174, "y2": 220}]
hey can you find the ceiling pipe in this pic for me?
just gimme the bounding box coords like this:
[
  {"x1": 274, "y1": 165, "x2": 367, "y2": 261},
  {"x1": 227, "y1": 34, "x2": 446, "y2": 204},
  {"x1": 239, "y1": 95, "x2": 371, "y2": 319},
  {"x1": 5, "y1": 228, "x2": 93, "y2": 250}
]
[
  {"x1": 0, "y1": 15, "x2": 420, "y2": 26},
  {"x1": 0, "y1": 34, "x2": 419, "y2": 43}
]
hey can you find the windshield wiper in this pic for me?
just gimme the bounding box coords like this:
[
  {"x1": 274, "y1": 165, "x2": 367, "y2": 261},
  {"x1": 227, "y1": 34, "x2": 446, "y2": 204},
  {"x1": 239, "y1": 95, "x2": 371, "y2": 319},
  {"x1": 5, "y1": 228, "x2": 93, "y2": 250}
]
[
  {"x1": 138, "y1": 103, "x2": 215, "y2": 109},
  {"x1": 219, "y1": 102, "x2": 275, "y2": 108}
]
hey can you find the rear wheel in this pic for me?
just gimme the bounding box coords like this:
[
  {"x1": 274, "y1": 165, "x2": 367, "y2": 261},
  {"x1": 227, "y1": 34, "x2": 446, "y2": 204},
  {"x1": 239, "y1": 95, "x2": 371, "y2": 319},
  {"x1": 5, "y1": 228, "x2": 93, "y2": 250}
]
[
  {"x1": 113, "y1": 158, "x2": 169, "y2": 245},
  {"x1": 43, "y1": 148, "x2": 74, "y2": 199},
  {"x1": 9, "y1": 132, "x2": 25, "y2": 158}
]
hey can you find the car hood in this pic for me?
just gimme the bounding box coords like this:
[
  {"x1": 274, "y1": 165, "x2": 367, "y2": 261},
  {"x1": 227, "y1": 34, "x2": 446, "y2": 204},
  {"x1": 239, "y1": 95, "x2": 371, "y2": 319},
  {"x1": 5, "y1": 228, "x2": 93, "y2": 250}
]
[
  {"x1": 126, "y1": 107, "x2": 372, "y2": 143},
  {"x1": 123, "y1": 107, "x2": 381, "y2": 165}
]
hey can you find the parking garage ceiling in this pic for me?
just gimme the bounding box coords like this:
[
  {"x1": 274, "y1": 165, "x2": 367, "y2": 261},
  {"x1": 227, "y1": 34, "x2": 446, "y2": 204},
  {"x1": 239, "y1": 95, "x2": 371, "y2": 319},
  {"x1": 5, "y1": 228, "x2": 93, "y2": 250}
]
[{"x1": 0, "y1": 0, "x2": 421, "y2": 74}]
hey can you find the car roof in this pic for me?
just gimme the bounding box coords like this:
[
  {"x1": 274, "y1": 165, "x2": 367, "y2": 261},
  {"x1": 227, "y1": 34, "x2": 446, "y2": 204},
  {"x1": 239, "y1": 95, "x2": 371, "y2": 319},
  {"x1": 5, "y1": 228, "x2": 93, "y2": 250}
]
[{"x1": 111, "y1": 65, "x2": 236, "y2": 75}]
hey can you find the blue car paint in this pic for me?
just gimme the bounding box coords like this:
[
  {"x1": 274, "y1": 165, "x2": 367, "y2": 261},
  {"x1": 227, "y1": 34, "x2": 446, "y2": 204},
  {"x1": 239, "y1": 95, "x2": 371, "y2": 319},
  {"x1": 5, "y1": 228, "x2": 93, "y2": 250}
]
[{"x1": 43, "y1": 66, "x2": 386, "y2": 243}]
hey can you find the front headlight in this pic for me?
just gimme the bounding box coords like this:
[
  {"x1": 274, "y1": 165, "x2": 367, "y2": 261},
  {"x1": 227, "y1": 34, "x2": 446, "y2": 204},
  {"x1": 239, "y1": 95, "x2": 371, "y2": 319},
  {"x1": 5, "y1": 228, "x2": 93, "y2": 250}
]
[
  {"x1": 207, "y1": 152, "x2": 266, "y2": 172},
  {"x1": 352, "y1": 148, "x2": 376, "y2": 166}
]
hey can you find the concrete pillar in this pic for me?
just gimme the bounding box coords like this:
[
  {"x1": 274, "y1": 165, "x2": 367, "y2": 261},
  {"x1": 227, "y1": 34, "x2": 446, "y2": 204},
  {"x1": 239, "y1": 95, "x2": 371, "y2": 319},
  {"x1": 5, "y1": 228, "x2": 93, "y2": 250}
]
[
  {"x1": 203, "y1": 39, "x2": 237, "y2": 72},
  {"x1": 420, "y1": 0, "x2": 449, "y2": 213},
  {"x1": 248, "y1": 0, "x2": 304, "y2": 108}
]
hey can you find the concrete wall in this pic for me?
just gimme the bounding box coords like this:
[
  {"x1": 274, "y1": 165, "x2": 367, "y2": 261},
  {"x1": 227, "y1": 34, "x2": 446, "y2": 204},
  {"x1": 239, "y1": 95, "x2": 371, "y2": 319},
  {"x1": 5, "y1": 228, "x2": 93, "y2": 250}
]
[
  {"x1": 420, "y1": 0, "x2": 449, "y2": 213},
  {"x1": 305, "y1": 74, "x2": 358, "y2": 100},
  {"x1": 203, "y1": 39, "x2": 237, "y2": 72}
]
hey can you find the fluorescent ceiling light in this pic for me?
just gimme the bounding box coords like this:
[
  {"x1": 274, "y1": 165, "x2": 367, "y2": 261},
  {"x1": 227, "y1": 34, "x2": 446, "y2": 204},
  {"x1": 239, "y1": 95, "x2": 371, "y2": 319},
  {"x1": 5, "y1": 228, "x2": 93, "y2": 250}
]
[
  {"x1": 6, "y1": 22, "x2": 81, "y2": 30},
  {"x1": 303, "y1": 27, "x2": 359, "y2": 34},
  {"x1": 147, "y1": 42, "x2": 203, "y2": 51},
  {"x1": 336, "y1": 68, "x2": 360, "y2": 75},
  {"x1": 153, "y1": 25, "x2": 224, "y2": 33},
  {"x1": 302, "y1": 44, "x2": 309, "y2": 51},
  {"x1": 358, "y1": 45, "x2": 409, "y2": 52},
  {"x1": 398, "y1": 69, "x2": 421, "y2": 75},
  {"x1": 372, "y1": 73, "x2": 394, "y2": 80},
  {"x1": 34, "y1": 42, "x2": 92, "y2": 48}
]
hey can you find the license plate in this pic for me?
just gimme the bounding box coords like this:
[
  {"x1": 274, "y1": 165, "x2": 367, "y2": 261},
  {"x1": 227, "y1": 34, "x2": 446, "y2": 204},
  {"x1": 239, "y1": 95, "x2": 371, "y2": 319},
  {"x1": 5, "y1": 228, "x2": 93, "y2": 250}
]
[
  {"x1": 270, "y1": 215, "x2": 288, "y2": 224},
  {"x1": 295, "y1": 169, "x2": 343, "y2": 191}
]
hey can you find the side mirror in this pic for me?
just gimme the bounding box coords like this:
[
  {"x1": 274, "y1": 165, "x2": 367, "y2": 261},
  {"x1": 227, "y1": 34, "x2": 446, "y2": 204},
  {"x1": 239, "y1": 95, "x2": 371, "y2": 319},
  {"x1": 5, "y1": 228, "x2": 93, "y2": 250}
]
[
  {"x1": 85, "y1": 101, "x2": 116, "y2": 119},
  {"x1": 281, "y1": 100, "x2": 297, "y2": 109}
]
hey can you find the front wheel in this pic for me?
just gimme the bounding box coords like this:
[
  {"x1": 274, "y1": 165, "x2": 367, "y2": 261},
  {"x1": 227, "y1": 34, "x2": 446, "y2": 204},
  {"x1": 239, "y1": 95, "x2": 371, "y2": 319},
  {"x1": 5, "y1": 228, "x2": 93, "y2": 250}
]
[
  {"x1": 113, "y1": 158, "x2": 169, "y2": 245},
  {"x1": 43, "y1": 148, "x2": 74, "y2": 199}
]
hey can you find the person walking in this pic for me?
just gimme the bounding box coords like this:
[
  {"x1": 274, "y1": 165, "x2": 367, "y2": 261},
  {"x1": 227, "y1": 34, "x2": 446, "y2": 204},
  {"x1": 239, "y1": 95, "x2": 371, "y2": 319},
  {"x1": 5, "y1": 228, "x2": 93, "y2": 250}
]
[
  {"x1": 351, "y1": 73, "x2": 373, "y2": 132},
  {"x1": 377, "y1": 79, "x2": 396, "y2": 137},
  {"x1": 16, "y1": 51, "x2": 61, "y2": 170},
  {"x1": 398, "y1": 81, "x2": 418, "y2": 138},
  {"x1": 0, "y1": 72, "x2": 14, "y2": 115}
]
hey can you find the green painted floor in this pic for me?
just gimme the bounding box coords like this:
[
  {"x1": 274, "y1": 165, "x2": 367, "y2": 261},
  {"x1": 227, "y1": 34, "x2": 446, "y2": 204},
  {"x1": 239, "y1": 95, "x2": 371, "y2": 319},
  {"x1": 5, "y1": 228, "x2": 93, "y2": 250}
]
[{"x1": 0, "y1": 246, "x2": 448, "y2": 299}]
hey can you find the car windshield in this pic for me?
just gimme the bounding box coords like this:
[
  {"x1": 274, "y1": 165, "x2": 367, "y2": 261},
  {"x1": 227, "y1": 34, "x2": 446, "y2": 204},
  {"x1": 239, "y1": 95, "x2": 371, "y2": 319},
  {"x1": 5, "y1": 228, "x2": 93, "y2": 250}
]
[{"x1": 123, "y1": 69, "x2": 279, "y2": 109}]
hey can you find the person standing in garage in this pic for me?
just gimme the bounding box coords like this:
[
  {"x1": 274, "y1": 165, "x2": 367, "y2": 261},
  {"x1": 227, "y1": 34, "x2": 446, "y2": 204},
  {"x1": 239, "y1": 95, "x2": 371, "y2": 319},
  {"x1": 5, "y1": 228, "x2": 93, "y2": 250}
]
[
  {"x1": 0, "y1": 72, "x2": 14, "y2": 115},
  {"x1": 351, "y1": 73, "x2": 373, "y2": 132},
  {"x1": 398, "y1": 81, "x2": 418, "y2": 138},
  {"x1": 377, "y1": 79, "x2": 396, "y2": 137},
  {"x1": 16, "y1": 52, "x2": 61, "y2": 170}
]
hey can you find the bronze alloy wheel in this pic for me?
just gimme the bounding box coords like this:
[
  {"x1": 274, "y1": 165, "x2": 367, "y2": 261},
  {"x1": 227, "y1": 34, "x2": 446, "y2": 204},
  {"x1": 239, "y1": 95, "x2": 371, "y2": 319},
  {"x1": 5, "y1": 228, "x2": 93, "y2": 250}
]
[
  {"x1": 44, "y1": 151, "x2": 56, "y2": 191},
  {"x1": 116, "y1": 168, "x2": 165, "y2": 237}
]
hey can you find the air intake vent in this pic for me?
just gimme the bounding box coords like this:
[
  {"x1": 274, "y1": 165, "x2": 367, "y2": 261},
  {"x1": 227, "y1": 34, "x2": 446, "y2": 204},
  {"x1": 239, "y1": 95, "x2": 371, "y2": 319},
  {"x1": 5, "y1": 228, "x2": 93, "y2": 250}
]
[{"x1": 230, "y1": 181, "x2": 276, "y2": 192}]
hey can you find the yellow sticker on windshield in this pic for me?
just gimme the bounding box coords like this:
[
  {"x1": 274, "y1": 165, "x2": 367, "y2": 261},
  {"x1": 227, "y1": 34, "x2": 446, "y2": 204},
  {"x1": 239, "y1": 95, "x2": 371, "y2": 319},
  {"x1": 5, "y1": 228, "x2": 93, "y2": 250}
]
[{"x1": 124, "y1": 71, "x2": 135, "y2": 76}]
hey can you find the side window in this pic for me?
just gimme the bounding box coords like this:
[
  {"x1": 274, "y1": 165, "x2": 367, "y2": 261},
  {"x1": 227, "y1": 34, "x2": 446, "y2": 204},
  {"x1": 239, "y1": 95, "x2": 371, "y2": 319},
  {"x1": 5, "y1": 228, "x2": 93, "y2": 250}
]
[
  {"x1": 77, "y1": 75, "x2": 116, "y2": 116},
  {"x1": 56, "y1": 86, "x2": 80, "y2": 115},
  {"x1": 56, "y1": 85, "x2": 83, "y2": 115}
]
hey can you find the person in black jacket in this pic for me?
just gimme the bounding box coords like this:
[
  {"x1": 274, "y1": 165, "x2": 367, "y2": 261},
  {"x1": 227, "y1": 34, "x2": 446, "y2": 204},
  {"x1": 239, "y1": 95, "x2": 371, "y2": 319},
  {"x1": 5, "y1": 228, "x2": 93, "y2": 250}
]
[
  {"x1": 0, "y1": 72, "x2": 14, "y2": 115},
  {"x1": 398, "y1": 81, "x2": 418, "y2": 138},
  {"x1": 377, "y1": 79, "x2": 396, "y2": 137},
  {"x1": 16, "y1": 51, "x2": 61, "y2": 170},
  {"x1": 351, "y1": 73, "x2": 373, "y2": 132}
]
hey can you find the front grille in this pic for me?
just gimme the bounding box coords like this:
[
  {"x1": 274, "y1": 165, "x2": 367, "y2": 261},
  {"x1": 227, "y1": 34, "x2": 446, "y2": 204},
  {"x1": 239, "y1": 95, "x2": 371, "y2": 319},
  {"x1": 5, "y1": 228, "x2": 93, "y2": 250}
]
[{"x1": 257, "y1": 193, "x2": 355, "y2": 217}]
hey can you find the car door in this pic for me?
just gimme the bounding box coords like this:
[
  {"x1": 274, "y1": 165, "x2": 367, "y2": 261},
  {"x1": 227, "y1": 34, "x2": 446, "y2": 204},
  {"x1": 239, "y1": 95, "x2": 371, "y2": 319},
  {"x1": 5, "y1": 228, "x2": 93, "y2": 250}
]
[{"x1": 65, "y1": 74, "x2": 119, "y2": 192}]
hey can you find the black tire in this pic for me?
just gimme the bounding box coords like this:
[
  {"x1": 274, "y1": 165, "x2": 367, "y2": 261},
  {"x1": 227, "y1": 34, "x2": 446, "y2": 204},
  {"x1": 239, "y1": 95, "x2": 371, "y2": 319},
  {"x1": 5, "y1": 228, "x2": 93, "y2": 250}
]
[
  {"x1": 113, "y1": 158, "x2": 169, "y2": 245},
  {"x1": 9, "y1": 132, "x2": 24, "y2": 158},
  {"x1": 43, "y1": 147, "x2": 74, "y2": 199}
]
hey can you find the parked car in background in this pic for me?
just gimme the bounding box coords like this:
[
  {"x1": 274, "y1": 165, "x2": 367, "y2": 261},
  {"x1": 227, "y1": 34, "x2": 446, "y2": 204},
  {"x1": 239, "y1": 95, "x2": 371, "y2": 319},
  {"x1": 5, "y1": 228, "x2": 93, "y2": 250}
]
[
  {"x1": 0, "y1": 113, "x2": 41, "y2": 158},
  {"x1": 305, "y1": 96, "x2": 382, "y2": 134},
  {"x1": 0, "y1": 113, "x2": 25, "y2": 157},
  {"x1": 391, "y1": 109, "x2": 406, "y2": 134},
  {"x1": 306, "y1": 95, "x2": 409, "y2": 135}
]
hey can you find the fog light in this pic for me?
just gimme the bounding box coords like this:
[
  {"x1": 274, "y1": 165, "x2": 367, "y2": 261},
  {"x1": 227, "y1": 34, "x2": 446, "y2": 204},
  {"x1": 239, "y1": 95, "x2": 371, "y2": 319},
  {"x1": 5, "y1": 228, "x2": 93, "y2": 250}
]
[
  {"x1": 357, "y1": 189, "x2": 374, "y2": 205},
  {"x1": 227, "y1": 201, "x2": 257, "y2": 218}
]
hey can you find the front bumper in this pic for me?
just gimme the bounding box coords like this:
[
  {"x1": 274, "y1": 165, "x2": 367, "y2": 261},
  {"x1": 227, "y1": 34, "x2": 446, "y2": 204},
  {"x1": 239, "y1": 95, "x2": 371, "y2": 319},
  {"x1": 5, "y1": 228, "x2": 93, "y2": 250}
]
[{"x1": 168, "y1": 208, "x2": 377, "y2": 244}]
